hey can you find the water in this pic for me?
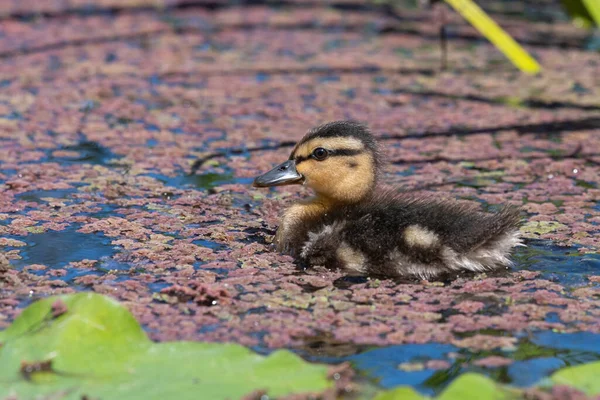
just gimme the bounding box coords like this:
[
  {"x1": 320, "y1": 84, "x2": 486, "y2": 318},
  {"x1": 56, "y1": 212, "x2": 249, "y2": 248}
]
[
  {"x1": 145, "y1": 172, "x2": 253, "y2": 190},
  {"x1": 514, "y1": 239, "x2": 600, "y2": 286},
  {"x1": 15, "y1": 188, "x2": 77, "y2": 204},
  {"x1": 51, "y1": 140, "x2": 118, "y2": 165},
  {"x1": 4, "y1": 138, "x2": 599, "y2": 397},
  {"x1": 193, "y1": 239, "x2": 228, "y2": 251},
  {"x1": 280, "y1": 239, "x2": 600, "y2": 394},
  {"x1": 294, "y1": 331, "x2": 600, "y2": 396},
  {"x1": 8, "y1": 226, "x2": 116, "y2": 275},
  {"x1": 293, "y1": 240, "x2": 600, "y2": 394},
  {"x1": 347, "y1": 344, "x2": 459, "y2": 391}
]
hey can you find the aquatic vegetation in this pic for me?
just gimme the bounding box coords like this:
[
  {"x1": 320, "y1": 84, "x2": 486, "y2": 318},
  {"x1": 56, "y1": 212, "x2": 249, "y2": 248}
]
[
  {"x1": 561, "y1": 0, "x2": 600, "y2": 28},
  {"x1": 0, "y1": 293, "x2": 336, "y2": 399},
  {"x1": 444, "y1": 0, "x2": 541, "y2": 74},
  {"x1": 0, "y1": 1, "x2": 598, "y2": 398},
  {"x1": 3, "y1": 293, "x2": 600, "y2": 399}
]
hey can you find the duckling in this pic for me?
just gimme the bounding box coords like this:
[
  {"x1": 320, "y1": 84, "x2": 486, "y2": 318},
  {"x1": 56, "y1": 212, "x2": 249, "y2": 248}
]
[{"x1": 253, "y1": 121, "x2": 522, "y2": 279}]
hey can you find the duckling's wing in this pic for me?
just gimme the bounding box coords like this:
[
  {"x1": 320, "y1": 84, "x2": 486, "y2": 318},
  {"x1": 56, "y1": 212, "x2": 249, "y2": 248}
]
[
  {"x1": 401, "y1": 198, "x2": 523, "y2": 253},
  {"x1": 396, "y1": 197, "x2": 522, "y2": 275},
  {"x1": 335, "y1": 193, "x2": 522, "y2": 277}
]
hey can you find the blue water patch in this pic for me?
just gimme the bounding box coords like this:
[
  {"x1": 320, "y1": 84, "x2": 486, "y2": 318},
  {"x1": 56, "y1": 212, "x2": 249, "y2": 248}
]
[
  {"x1": 342, "y1": 88, "x2": 356, "y2": 99},
  {"x1": 146, "y1": 172, "x2": 253, "y2": 190},
  {"x1": 256, "y1": 72, "x2": 270, "y2": 83},
  {"x1": 62, "y1": 267, "x2": 104, "y2": 282},
  {"x1": 318, "y1": 75, "x2": 340, "y2": 84},
  {"x1": 532, "y1": 331, "x2": 600, "y2": 358},
  {"x1": 148, "y1": 281, "x2": 170, "y2": 293},
  {"x1": 146, "y1": 124, "x2": 160, "y2": 132},
  {"x1": 1, "y1": 111, "x2": 22, "y2": 120},
  {"x1": 95, "y1": 258, "x2": 132, "y2": 273},
  {"x1": 372, "y1": 87, "x2": 392, "y2": 95},
  {"x1": 52, "y1": 140, "x2": 118, "y2": 165},
  {"x1": 323, "y1": 39, "x2": 347, "y2": 51},
  {"x1": 0, "y1": 168, "x2": 17, "y2": 183},
  {"x1": 396, "y1": 165, "x2": 416, "y2": 177},
  {"x1": 293, "y1": 329, "x2": 600, "y2": 396},
  {"x1": 507, "y1": 357, "x2": 565, "y2": 387},
  {"x1": 544, "y1": 312, "x2": 561, "y2": 323},
  {"x1": 513, "y1": 239, "x2": 600, "y2": 287},
  {"x1": 8, "y1": 227, "x2": 116, "y2": 273},
  {"x1": 193, "y1": 239, "x2": 227, "y2": 251},
  {"x1": 15, "y1": 188, "x2": 77, "y2": 204},
  {"x1": 349, "y1": 344, "x2": 458, "y2": 390}
]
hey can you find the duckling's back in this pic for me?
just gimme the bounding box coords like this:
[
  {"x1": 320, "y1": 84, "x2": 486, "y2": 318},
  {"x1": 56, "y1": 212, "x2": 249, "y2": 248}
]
[{"x1": 298, "y1": 191, "x2": 522, "y2": 279}]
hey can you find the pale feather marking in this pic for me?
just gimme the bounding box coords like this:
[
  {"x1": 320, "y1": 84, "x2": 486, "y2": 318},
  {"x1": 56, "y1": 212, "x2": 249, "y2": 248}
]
[
  {"x1": 336, "y1": 241, "x2": 367, "y2": 273},
  {"x1": 403, "y1": 225, "x2": 440, "y2": 248}
]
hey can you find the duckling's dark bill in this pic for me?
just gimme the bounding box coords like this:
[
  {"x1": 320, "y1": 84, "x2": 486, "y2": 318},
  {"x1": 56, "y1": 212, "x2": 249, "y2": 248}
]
[{"x1": 253, "y1": 160, "x2": 304, "y2": 187}]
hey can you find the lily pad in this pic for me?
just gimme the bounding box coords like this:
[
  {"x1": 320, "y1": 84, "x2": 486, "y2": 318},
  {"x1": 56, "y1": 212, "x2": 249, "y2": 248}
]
[
  {"x1": 374, "y1": 386, "x2": 427, "y2": 400},
  {"x1": 520, "y1": 221, "x2": 567, "y2": 235},
  {"x1": 0, "y1": 293, "x2": 332, "y2": 399},
  {"x1": 437, "y1": 373, "x2": 518, "y2": 400},
  {"x1": 551, "y1": 361, "x2": 600, "y2": 395},
  {"x1": 374, "y1": 373, "x2": 522, "y2": 399}
]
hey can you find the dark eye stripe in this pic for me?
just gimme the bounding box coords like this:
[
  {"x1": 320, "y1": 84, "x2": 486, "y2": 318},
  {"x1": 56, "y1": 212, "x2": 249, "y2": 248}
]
[
  {"x1": 294, "y1": 148, "x2": 363, "y2": 165},
  {"x1": 331, "y1": 149, "x2": 363, "y2": 157}
]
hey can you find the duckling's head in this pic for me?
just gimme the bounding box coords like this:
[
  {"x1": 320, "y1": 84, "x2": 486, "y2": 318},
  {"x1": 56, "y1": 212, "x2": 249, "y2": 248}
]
[{"x1": 253, "y1": 120, "x2": 381, "y2": 204}]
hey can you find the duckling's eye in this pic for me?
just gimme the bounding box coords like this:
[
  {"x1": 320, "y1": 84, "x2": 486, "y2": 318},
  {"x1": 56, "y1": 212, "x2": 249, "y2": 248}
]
[{"x1": 312, "y1": 148, "x2": 329, "y2": 161}]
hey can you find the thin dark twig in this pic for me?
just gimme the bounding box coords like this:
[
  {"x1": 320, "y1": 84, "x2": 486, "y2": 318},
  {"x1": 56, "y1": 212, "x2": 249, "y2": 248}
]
[
  {"x1": 564, "y1": 143, "x2": 584, "y2": 158},
  {"x1": 161, "y1": 65, "x2": 437, "y2": 79},
  {"x1": 189, "y1": 141, "x2": 296, "y2": 175},
  {"x1": 0, "y1": 0, "x2": 411, "y2": 22},
  {"x1": 383, "y1": 117, "x2": 600, "y2": 140},
  {"x1": 189, "y1": 118, "x2": 598, "y2": 174},
  {"x1": 403, "y1": 143, "x2": 592, "y2": 192},
  {"x1": 584, "y1": 155, "x2": 600, "y2": 166},
  {"x1": 392, "y1": 143, "x2": 585, "y2": 166},
  {"x1": 439, "y1": 4, "x2": 448, "y2": 71},
  {"x1": 0, "y1": 30, "x2": 163, "y2": 59},
  {"x1": 386, "y1": 89, "x2": 600, "y2": 112}
]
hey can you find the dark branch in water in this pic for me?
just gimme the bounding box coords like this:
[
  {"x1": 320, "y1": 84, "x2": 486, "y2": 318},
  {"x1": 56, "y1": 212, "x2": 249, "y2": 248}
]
[
  {"x1": 392, "y1": 143, "x2": 584, "y2": 166},
  {"x1": 189, "y1": 141, "x2": 296, "y2": 175},
  {"x1": 189, "y1": 118, "x2": 598, "y2": 174},
  {"x1": 0, "y1": 0, "x2": 415, "y2": 22},
  {"x1": 405, "y1": 144, "x2": 585, "y2": 192},
  {"x1": 386, "y1": 90, "x2": 600, "y2": 112},
  {"x1": 383, "y1": 117, "x2": 600, "y2": 141}
]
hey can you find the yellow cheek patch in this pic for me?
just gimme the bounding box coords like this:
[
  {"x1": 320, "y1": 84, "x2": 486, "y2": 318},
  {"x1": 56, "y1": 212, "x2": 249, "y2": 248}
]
[{"x1": 296, "y1": 153, "x2": 375, "y2": 203}]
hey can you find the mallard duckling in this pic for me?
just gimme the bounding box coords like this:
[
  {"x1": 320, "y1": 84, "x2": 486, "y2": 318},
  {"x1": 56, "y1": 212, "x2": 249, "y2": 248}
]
[{"x1": 253, "y1": 121, "x2": 522, "y2": 279}]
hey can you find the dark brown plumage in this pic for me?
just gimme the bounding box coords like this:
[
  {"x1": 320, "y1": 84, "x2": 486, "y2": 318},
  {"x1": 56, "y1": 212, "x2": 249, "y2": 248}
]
[{"x1": 253, "y1": 121, "x2": 523, "y2": 279}]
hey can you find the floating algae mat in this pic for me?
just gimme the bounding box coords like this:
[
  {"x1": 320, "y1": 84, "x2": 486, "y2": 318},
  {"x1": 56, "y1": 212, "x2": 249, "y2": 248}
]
[
  {"x1": 2, "y1": 293, "x2": 600, "y2": 399},
  {"x1": 0, "y1": 0, "x2": 599, "y2": 398}
]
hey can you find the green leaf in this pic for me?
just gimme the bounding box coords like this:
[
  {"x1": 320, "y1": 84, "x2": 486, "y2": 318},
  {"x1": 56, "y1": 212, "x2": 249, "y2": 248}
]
[
  {"x1": 0, "y1": 293, "x2": 332, "y2": 399},
  {"x1": 582, "y1": 0, "x2": 600, "y2": 26},
  {"x1": 437, "y1": 373, "x2": 518, "y2": 400},
  {"x1": 551, "y1": 361, "x2": 600, "y2": 395},
  {"x1": 561, "y1": 0, "x2": 599, "y2": 28},
  {"x1": 444, "y1": 0, "x2": 541, "y2": 74},
  {"x1": 374, "y1": 386, "x2": 428, "y2": 400}
]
